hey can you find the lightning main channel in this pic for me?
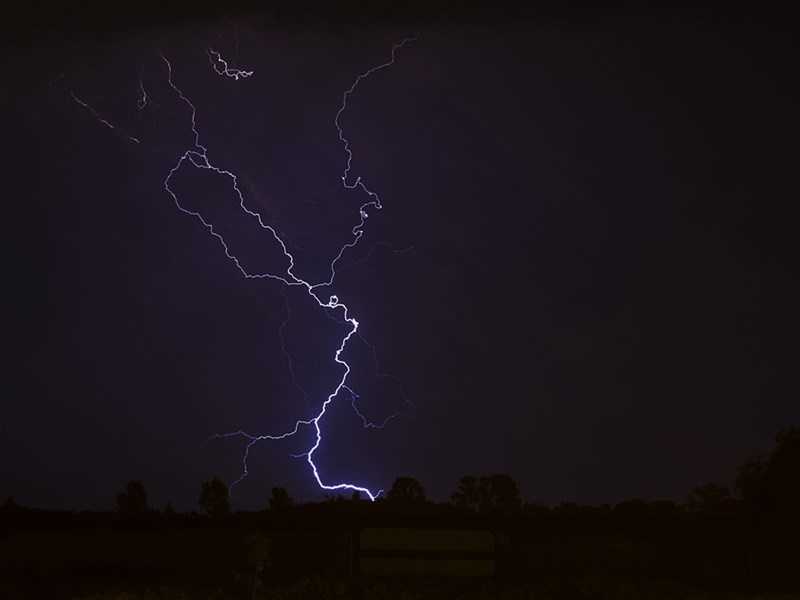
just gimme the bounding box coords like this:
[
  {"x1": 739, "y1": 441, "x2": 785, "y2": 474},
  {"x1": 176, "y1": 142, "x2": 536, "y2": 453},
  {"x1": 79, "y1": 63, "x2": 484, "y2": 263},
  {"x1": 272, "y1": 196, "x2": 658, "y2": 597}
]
[{"x1": 163, "y1": 38, "x2": 416, "y2": 501}]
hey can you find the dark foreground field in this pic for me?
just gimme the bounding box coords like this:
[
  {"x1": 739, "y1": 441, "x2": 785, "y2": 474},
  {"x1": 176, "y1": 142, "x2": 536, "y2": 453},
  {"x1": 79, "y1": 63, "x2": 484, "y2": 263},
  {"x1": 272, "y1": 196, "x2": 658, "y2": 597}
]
[
  {"x1": 2, "y1": 506, "x2": 798, "y2": 600},
  {"x1": 52, "y1": 581, "x2": 800, "y2": 600}
]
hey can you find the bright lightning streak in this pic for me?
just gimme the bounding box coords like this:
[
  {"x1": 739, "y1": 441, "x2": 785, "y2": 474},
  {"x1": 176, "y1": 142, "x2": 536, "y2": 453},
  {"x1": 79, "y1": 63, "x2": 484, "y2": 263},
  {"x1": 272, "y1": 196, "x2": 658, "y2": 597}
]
[
  {"x1": 161, "y1": 38, "x2": 416, "y2": 502},
  {"x1": 322, "y1": 303, "x2": 414, "y2": 417},
  {"x1": 208, "y1": 48, "x2": 254, "y2": 80}
]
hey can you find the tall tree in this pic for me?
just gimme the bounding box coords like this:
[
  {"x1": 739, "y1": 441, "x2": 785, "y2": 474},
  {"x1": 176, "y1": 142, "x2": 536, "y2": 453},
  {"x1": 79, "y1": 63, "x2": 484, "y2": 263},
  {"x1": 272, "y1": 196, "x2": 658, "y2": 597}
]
[
  {"x1": 116, "y1": 480, "x2": 148, "y2": 515},
  {"x1": 767, "y1": 427, "x2": 800, "y2": 517},
  {"x1": 163, "y1": 501, "x2": 176, "y2": 518},
  {"x1": 737, "y1": 427, "x2": 800, "y2": 520},
  {"x1": 1, "y1": 497, "x2": 21, "y2": 512},
  {"x1": 736, "y1": 456, "x2": 769, "y2": 513},
  {"x1": 451, "y1": 475, "x2": 481, "y2": 511},
  {"x1": 199, "y1": 476, "x2": 231, "y2": 518},
  {"x1": 478, "y1": 474, "x2": 522, "y2": 514}
]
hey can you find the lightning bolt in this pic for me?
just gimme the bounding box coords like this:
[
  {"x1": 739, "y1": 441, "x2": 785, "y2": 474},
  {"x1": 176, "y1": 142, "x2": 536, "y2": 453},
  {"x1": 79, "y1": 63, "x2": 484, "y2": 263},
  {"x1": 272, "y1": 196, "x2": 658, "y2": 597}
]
[
  {"x1": 208, "y1": 48, "x2": 254, "y2": 80},
  {"x1": 159, "y1": 37, "x2": 416, "y2": 501}
]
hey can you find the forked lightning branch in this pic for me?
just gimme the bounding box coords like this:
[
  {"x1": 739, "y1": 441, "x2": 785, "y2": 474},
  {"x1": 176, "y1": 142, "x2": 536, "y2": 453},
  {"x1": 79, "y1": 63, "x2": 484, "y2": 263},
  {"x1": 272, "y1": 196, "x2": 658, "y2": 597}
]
[{"x1": 70, "y1": 38, "x2": 416, "y2": 501}]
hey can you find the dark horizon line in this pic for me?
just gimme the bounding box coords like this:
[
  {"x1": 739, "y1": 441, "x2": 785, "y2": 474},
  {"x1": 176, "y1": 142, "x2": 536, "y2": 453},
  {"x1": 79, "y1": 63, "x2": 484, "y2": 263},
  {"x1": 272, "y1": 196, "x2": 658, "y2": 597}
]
[{"x1": 0, "y1": 491, "x2": 747, "y2": 513}]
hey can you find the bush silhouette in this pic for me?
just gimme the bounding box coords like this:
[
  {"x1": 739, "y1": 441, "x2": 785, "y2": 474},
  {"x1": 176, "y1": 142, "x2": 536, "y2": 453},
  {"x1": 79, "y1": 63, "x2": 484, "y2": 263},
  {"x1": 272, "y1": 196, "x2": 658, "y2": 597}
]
[
  {"x1": 269, "y1": 486, "x2": 294, "y2": 511},
  {"x1": 387, "y1": 476, "x2": 426, "y2": 504}
]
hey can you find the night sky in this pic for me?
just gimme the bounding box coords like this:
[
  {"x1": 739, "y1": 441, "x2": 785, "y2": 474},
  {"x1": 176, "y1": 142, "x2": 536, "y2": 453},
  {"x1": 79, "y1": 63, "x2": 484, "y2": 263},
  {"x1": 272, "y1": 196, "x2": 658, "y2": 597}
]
[{"x1": 3, "y1": 6, "x2": 797, "y2": 511}]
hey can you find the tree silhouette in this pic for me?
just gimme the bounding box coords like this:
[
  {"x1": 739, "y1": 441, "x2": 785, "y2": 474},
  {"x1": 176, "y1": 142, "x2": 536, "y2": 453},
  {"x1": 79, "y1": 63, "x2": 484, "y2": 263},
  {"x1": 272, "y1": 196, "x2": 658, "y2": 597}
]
[
  {"x1": 269, "y1": 487, "x2": 294, "y2": 511},
  {"x1": 451, "y1": 475, "x2": 481, "y2": 511},
  {"x1": 199, "y1": 476, "x2": 230, "y2": 518},
  {"x1": 116, "y1": 480, "x2": 148, "y2": 515},
  {"x1": 478, "y1": 474, "x2": 522, "y2": 514},
  {"x1": 736, "y1": 455, "x2": 769, "y2": 515},
  {"x1": 1, "y1": 496, "x2": 21, "y2": 512},
  {"x1": 737, "y1": 427, "x2": 800, "y2": 521},
  {"x1": 766, "y1": 427, "x2": 800, "y2": 517},
  {"x1": 387, "y1": 476, "x2": 426, "y2": 504},
  {"x1": 449, "y1": 474, "x2": 522, "y2": 514}
]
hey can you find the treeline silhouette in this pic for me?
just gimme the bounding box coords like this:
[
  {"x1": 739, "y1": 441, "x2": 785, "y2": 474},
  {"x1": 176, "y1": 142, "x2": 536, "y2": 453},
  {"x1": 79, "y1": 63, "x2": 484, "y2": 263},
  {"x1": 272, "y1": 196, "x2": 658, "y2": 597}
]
[
  {"x1": 1, "y1": 427, "x2": 798, "y2": 598},
  {"x1": 6, "y1": 427, "x2": 795, "y2": 520}
]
